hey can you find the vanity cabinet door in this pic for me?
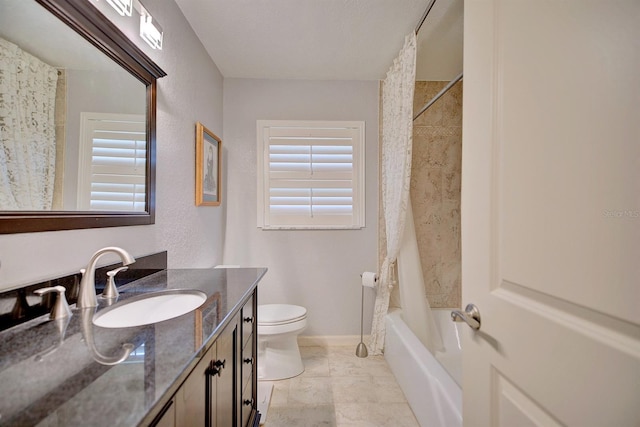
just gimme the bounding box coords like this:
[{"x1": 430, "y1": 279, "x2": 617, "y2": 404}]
[
  {"x1": 241, "y1": 290, "x2": 259, "y2": 427},
  {"x1": 214, "y1": 316, "x2": 237, "y2": 427},
  {"x1": 175, "y1": 345, "x2": 212, "y2": 426},
  {"x1": 167, "y1": 298, "x2": 255, "y2": 427},
  {"x1": 174, "y1": 317, "x2": 237, "y2": 427},
  {"x1": 241, "y1": 295, "x2": 254, "y2": 348}
]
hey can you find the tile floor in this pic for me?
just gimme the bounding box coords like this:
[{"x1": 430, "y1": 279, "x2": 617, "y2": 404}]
[{"x1": 261, "y1": 345, "x2": 419, "y2": 427}]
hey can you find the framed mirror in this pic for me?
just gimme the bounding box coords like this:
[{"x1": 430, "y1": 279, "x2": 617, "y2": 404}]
[{"x1": 0, "y1": 0, "x2": 166, "y2": 233}]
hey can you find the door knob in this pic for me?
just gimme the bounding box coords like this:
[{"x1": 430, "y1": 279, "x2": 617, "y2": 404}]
[{"x1": 451, "y1": 304, "x2": 481, "y2": 330}]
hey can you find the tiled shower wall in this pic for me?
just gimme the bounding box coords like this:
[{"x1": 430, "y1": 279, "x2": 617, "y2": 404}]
[{"x1": 411, "y1": 81, "x2": 462, "y2": 309}]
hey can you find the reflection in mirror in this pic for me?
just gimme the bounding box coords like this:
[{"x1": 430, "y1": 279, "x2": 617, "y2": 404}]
[
  {"x1": 0, "y1": 0, "x2": 146, "y2": 212},
  {"x1": 0, "y1": 0, "x2": 165, "y2": 233}
]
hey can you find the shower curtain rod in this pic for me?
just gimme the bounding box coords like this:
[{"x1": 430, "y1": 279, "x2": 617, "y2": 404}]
[
  {"x1": 413, "y1": 0, "x2": 463, "y2": 121},
  {"x1": 413, "y1": 72, "x2": 463, "y2": 121},
  {"x1": 415, "y1": 0, "x2": 438, "y2": 34}
]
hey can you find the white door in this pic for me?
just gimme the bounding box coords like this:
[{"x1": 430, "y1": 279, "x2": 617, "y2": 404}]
[{"x1": 461, "y1": 1, "x2": 640, "y2": 426}]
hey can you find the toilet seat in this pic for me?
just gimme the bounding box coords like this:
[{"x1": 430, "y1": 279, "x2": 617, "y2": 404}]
[{"x1": 258, "y1": 304, "x2": 307, "y2": 326}]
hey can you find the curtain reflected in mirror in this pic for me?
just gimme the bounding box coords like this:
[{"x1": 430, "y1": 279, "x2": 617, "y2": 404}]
[{"x1": 0, "y1": 37, "x2": 59, "y2": 210}]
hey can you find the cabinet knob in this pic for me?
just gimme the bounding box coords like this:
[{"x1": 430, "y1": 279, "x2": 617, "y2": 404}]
[
  {"x1": 243, "y1": 316, "x2": 254, "y2": 323},
  {"x1": 243, "y1": 357, "x2": 254, "y2": 365},
  {"x1": 205, "y1": 366, "x2": 220, "y2": 377},
  {"x1": 243, "y1": 399, "x2": 254, "y2": 406},
  {"x1": 206, "y1": 359, "x2": 226, "y2": 377}
]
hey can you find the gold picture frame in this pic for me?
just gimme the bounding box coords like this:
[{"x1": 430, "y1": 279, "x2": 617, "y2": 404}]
[{"x1": 195, "y1": 122, "x2": 222, "y2": 206}]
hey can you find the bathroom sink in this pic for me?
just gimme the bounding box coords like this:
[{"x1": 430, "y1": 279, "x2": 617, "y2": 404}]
[{"x1": 93, "y1": 289, "x2": 207, "y2": 328}]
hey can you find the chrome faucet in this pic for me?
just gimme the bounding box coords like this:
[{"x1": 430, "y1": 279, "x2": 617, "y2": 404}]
[{"x1": 77, "y1": 247, "x2": 135, "y2": 309}]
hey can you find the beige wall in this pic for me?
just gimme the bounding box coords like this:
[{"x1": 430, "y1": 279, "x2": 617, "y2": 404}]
[{"x1": 411, "y1": 81, "x2": 462, "y2": 308}]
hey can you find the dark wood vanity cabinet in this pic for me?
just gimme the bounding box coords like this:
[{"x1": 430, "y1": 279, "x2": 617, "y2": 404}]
[
  {"x1": 151, "y1": 290, "x2": 259, "y2": 427},
  {"x1": 174, "y1": 317, "x2": 236, "y2": 426},
  {"x1": 240, "y1": 294, "x2": 258, "y2": 427}
]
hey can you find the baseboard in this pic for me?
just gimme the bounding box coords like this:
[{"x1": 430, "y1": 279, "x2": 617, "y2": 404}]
[{"x1": 297, "y1": 335, "x2": 371, "y2": 347}]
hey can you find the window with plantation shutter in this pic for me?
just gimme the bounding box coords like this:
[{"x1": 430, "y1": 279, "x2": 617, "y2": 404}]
[
  {"x1": 257, "y1": 120, "x2": 365, "y2": 229},
  {"x1": 77, "y1": 112, "x2": 146, "y2": 211}
]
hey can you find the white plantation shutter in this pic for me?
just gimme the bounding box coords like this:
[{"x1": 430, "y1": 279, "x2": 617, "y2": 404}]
[
  {"x1": 78, "y1": 113, "x2": 146, "y2": 211},
  {"x1": 257, "y1": 120, "x2": 365, "y2": 229}
]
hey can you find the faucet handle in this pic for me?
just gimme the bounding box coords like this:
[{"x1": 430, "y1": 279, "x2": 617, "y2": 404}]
[
  {"x1": 102, "y1": 266, "x2": 128, "y2": 299},
  {"x1": 34, "y1": 286, "x2": 72, "y2": 320}
]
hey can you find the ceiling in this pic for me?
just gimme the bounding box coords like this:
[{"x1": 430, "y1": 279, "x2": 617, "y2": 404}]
[
  {"x1": 174, "y1": 0, "x2": 464, "y2": 81},
  {"x1": 0, "y1": 0, "x2": 118, "y2": 71}
]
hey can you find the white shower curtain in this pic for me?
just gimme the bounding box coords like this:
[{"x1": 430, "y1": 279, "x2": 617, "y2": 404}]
[
  {"x1": 0, "y1": 38, "x2": 58, "y2": 210},
  {"x1": 369, "y1": 33, "x2": 417, "y2": 355},
  {"x1": 370, "y1": 32, "x2": 444, "y2": 355},
  {"x1": 397, "y1": 198, "x2": 443, "y2": 353}
]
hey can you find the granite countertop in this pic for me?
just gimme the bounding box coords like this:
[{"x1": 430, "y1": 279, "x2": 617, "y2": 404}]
[{"x1": 0, "y1": 267, "x2": 267, "y2": 427}]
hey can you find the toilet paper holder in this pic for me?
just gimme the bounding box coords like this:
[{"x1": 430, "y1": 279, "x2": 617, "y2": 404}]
[{"x1": 356, "y1": 272, "x2": 377, "y2": 358}]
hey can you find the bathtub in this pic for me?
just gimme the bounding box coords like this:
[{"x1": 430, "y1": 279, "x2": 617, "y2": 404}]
[{"x1": 384, "y1": 308, "x2": 462, "y2": 427}]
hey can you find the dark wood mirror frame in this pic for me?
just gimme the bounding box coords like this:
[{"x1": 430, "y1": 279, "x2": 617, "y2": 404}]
[{"x1": 0, "y1": 0, "x2": 166, "y2": 234}]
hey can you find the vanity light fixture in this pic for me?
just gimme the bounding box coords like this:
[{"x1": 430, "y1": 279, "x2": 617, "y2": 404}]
[
  {"x1": 106, "y1": 0, "x2": 133, "y2": 16},
  {"x1": 138, "y1": 3, "x2": 163, "y2": 50}
]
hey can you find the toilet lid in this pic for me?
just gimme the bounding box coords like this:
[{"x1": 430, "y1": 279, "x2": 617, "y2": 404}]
[{"x1": 258, "y1": 304, "x2": 307, "y2": 325}]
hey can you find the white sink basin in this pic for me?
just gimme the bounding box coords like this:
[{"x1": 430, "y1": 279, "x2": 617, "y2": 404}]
[{"x1": 93, "y1": 289, "x2": 207, "y2": 328}]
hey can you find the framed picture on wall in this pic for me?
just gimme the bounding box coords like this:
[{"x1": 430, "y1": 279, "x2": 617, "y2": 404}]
[{"x1": 196, "y1": 122, "x2": 222, "y2": 206}]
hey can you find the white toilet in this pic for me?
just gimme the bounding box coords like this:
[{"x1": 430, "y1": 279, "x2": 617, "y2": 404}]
[{"x1": 257, "y1": 304, "x2": 307, "y2": 381}]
